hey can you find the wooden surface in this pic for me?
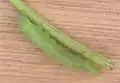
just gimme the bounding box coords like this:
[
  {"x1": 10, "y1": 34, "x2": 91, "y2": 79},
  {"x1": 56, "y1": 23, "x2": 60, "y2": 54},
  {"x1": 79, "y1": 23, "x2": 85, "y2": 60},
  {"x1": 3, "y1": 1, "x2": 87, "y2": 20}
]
[{"x1": 0, "y1": 0, "x2": 120, "y2": 83}]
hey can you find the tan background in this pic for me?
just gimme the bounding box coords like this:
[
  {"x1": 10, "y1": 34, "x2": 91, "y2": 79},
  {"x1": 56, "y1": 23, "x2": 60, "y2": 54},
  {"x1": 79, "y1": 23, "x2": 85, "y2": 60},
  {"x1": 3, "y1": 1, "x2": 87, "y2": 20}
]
[{"x1": 0, "y1": 0, "x2": 120, "y2": 83}]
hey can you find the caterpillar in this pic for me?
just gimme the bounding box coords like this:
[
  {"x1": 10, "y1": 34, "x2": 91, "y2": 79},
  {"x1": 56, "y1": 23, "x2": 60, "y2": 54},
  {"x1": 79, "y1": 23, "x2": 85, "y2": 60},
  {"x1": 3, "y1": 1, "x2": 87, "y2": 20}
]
[{"x1": 20, "y1": 14, "x2": 101, "y2": 73}]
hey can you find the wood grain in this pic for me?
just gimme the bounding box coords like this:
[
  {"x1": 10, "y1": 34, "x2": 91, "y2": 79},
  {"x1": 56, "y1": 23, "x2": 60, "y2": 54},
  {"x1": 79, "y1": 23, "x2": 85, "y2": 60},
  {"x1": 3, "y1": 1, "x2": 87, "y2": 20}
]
[{"x1": 0, "y1": 0, "x2": 120, "y2": 83}]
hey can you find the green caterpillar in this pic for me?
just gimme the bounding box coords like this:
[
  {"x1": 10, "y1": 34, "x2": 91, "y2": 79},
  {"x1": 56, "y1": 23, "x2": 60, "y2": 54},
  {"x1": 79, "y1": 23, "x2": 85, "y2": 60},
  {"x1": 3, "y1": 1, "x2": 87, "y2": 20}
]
[
  {"x1": 9, "y1": 0, "x2": 114, "y2": 73},
  {"x1": 20, "y1": 15, "x2": 101, "y2": 73}
]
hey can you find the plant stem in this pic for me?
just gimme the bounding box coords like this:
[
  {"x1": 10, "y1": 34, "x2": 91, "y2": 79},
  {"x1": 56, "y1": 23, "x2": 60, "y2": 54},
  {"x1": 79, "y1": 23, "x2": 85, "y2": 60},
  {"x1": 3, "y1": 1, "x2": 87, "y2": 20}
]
[{"x1": 9, "y1": 0, "x2": 114, "y2": 69}]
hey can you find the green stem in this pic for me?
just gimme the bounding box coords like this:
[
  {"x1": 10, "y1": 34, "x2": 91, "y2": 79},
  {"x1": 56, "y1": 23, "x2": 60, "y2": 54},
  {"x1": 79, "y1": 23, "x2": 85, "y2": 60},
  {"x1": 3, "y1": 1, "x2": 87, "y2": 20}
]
[{"x1": 9, "y1": 0, "x2": 114, "y2": 69}]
